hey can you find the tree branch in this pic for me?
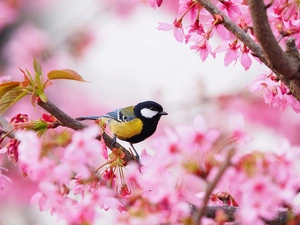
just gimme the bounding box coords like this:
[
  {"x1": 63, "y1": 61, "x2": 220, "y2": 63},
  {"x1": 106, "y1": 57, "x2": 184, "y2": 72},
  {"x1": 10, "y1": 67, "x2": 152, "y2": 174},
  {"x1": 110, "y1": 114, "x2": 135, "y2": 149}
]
[
  {"x1": 203, "y1": 206, "x2": 290, "y2": 225},
  {"x1": 193, "y1": 149, "x2": 234, "y2": 223},
  {"x1": 37, "y1": 99, "x2": 86, "y2": 130},
  {"x1": 247, "y1": 0, "x2": 300, "y2": 80},
  {"x1": 196, "y1": 0, "x2": 269, "y2": 67},
  {"x1": 196, "y1": 0, "x2": 300, "y2": 100}
]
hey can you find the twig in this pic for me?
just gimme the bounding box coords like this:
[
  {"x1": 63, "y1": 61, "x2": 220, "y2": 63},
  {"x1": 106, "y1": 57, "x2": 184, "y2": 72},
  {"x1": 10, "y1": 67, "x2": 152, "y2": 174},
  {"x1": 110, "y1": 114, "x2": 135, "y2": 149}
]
[
  {"x1": 195, "y1": 0, "x2": 269, "y2": 67},
  {"x1": 37, "y1": 99, "x2": 85, "y2": 130},
  {"x1": 0, "y1": 114, "x2": 15, "y2": 139},
  {"x1": 194, "y1": 149, "x2": 235, "y2": 224}
]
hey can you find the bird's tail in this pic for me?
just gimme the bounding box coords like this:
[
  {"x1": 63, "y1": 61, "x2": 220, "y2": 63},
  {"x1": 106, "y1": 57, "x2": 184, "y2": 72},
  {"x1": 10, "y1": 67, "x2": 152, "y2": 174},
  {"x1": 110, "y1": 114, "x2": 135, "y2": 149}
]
[
  {"x1": 75, "y1": 116, "x2": 101, "y2": 121},
  {"x1": 75, "y1": 115, "x2": 111, "y2": 121}
]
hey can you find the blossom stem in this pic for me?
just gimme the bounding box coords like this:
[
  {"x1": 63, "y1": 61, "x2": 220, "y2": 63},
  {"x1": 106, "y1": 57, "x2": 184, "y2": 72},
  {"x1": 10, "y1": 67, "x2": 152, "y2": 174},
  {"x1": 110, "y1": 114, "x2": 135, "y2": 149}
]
[
  {"x1": 193, "y1": 149, "x2": 235, "y2": 224},
  {"x1": 94, "y1": 162, "x2": 109, "y2": 173},
  {"x1": 178, "y1": 2, "x2": 197, "y2": 21},
  {"x1": 0, "y1": 128, "x2": 17, "y2": 142},
  {"x1": 0, "y1": 115, "x2": 15, "y2": 139}
]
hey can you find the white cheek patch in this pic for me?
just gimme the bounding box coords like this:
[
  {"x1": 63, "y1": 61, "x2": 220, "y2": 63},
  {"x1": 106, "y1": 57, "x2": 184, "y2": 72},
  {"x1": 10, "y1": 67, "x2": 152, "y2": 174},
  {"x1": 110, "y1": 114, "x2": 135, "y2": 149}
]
[{"x1": 140, "y1": 108, "x2": 158, "y2": 118}]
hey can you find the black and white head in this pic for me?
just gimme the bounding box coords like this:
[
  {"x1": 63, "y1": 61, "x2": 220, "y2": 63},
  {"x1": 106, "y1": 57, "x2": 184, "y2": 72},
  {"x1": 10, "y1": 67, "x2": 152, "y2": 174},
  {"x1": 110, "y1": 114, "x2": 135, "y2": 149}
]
[{"x1": 134, "y1": 101, "x2": 168, "y2": 120}]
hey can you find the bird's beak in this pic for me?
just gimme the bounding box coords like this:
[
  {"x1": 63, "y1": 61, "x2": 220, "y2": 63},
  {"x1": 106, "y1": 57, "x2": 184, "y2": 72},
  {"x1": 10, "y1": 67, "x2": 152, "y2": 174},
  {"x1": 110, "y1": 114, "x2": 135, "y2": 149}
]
[{"x1": 159, "y1": 111, "x2": 168, "y2": 116}]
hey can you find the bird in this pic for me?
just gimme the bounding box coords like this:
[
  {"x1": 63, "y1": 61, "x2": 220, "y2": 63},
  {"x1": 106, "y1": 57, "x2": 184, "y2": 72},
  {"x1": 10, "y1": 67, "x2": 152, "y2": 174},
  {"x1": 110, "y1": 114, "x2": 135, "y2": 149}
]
[{"x1": 76, "y1": 101, "x2": 168, "y2": 162}]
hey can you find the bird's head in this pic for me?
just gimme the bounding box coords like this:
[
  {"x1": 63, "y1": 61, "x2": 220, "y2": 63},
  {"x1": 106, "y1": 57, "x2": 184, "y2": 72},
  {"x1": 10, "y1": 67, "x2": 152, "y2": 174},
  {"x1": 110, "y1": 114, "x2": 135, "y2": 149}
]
[{"x1": 134, "y1": 101, "x2": 168, "y2": 120}]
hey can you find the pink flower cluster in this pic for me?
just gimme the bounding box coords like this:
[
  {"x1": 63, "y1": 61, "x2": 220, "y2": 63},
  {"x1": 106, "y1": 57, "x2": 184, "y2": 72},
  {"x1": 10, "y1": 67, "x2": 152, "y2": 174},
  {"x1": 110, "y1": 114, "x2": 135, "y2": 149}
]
[
  {"x1": 156, "y1": 0, "x2": 299, "y2": 67},
  {"x1": 269, "y1": 0, "x2": 300, "y2": 49},
  {"x1": 217, "y1": 143, "x2": 300, "y2": 224},
  {"x1": 1, "y1": 113, "x2": 300, "y2": 224},
  {"x1": 16, "y1": 126, "x2": 120, "y2": 224},
  {"x1": 248, "y1": 72, "x2": 300, "y2": 113},
  {"x1": 154, "y1": 0, "x2": 300, "y2": 113},
  {"x1": 156, "y1": 0, "x2": 254, "y2": 68}
]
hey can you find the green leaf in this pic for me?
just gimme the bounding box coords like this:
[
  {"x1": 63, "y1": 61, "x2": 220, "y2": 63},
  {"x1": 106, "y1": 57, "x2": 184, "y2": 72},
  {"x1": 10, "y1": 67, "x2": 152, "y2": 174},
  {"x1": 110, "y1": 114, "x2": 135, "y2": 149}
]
[
  {"x1": 0, "y1": 89, "x2": 28, "y2": 114},
  {"x1": 38, "y1": 92, "x2": 48, "y2": 102},
  {"x1": 33, "y1": 58, "x2": 42, "y2": 76},
  {"x1": 0, "y1": 82, "x2": 21, "y2": 100},
  {"x1": 33, "y1": 119, "x2": 48, "y2": 136},
  {"x1": 47, "y1": 69, "x2": 86, "y2": 82}
]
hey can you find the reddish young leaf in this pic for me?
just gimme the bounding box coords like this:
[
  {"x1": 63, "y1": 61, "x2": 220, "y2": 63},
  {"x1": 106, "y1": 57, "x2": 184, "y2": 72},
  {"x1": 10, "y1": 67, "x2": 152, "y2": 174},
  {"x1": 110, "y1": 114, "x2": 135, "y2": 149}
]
[
  {"x1": 42, "y1": 80, "x2": 53, "y2": 90},
  {"x1": 47, "y1": 69, "x2": 86, "y2": 82},
  {"x1": 19, "y1": 68, "x2": 32, "y2": 87}
]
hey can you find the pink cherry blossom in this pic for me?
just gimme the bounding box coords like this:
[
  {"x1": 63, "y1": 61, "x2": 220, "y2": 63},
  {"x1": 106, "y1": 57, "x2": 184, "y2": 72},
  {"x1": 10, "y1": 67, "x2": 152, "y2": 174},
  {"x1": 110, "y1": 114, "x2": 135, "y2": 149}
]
[
  {"x1": 62, "y1": 125, "x2": 103, "y2": 179},
  {"x1": 17, "y1": 131, "x2": 42, "y2": 165},
  {"x1": 185, "y1": 19, "x2": 204, "y2": 43},
  {"x1": 157, "y1": 19, "x2": 185, "y2": 42},
  {"x1": 0, "y1": 139, "x2": 19, "y2": 164},
  {"x1": 247, "y1": 73, "x2": 294, "y2": 111},
  {"x1": 215, "y1": 39, "x2": 242, "y2": 67},
  {"x1": 178, "y1": 0, "x2": 200, "y2": 22},
  {"x1": 285, "y1": 94, "x2": 300, "y2": 113},
  {"x1": 190, "y1": 37, "x2": 215, "y2": 61},
  {"x1": 228, "y1": 113, "x2": 249, "y2": 144},
  {"x1": 176, "y1": 114, "x2": 220, "y2": 154},
  {"x1": 240, "y1": 51, "x2": 252, "y2": 71},
  {"x1": 216, "y1": 0, "x2": 243, "y2": 20},
  {"x1": 224, "y1": 48, "x2": 241, "y2": 66},
  {"x1": 221, "y1": 140, "x2": 300, "y2": 223},
  {"x1": 237, "y1": 176, "x2": 281, "y2": 223},
  {"x1": 119, "y1": 149, "x2": 191, "y2": 225}
]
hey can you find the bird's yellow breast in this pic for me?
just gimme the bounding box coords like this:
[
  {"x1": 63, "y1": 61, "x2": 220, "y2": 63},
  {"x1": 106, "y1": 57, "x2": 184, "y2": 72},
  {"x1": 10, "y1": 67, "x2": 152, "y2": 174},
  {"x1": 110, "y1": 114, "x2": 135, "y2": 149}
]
[{"x1": 107, "y1": 118, "x2": 143, "y2": 141}]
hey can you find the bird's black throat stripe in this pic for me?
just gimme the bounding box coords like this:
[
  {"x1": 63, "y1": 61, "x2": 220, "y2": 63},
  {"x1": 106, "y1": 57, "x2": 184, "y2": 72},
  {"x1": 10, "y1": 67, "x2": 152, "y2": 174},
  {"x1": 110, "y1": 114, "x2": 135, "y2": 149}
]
[{"x1": 125, "y1": 116, "x2": 161, "y2": 143}]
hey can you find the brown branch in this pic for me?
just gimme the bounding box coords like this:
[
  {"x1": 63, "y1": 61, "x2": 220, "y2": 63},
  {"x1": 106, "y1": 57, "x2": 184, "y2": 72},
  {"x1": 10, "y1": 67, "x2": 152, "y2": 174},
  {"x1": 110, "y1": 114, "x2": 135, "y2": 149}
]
[
  {"x1": 195, "y1": 0, "x2": 269, "y2": 67},
  {"x1": 203, "y1": 206, "x2": 236, "y2": 222},
  {"x1": 193, "y1": 149, "x2": 235, "y2": 223},
  {"x1": 37, "y1": 100, "x2": 136, "y2": 164},
  {"x1": 37, "y1": 100, "x2": 86, "y2": 130},
  {"x1": 286, "y1": 38, "x2": 300, "y2": 61},
  {"x1": 196, "y1": 0, "x2": 300, "y2": 100},
  {"x1": 247, "y1": 0, "x2": 300, "y2": 80},
  {"x1": 203, "y1": 206, "x2": 291, "y2": 225}
]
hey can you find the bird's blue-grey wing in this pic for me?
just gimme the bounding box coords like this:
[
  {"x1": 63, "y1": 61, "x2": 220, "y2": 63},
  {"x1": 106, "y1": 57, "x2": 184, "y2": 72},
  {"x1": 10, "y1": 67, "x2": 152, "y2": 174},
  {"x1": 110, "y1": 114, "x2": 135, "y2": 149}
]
[{"x1": 105, "y1": 106, "x2": 135, "y2": 122}]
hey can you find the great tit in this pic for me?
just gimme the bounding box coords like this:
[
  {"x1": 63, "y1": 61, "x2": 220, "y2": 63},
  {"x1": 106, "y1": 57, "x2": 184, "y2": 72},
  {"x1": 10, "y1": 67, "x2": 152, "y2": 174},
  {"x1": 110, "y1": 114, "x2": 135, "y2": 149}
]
[{"x1": 76, "y1": 101, "x2": 168, "y2": 161}]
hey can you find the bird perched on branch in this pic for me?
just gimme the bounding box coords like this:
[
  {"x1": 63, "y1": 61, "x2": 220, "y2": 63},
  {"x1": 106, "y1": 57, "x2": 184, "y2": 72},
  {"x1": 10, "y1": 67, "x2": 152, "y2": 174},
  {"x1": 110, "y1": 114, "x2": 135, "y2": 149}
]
[{"x1": 76, "y1": 101, "x2": 168, "y2": 162}]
